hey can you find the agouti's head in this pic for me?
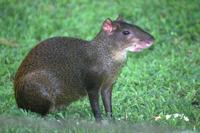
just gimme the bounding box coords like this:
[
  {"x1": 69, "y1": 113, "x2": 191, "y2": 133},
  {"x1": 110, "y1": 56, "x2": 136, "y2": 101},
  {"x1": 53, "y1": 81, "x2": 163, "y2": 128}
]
[{"x1": 101, "y1": 16, "x2": 154, "y2": 60}]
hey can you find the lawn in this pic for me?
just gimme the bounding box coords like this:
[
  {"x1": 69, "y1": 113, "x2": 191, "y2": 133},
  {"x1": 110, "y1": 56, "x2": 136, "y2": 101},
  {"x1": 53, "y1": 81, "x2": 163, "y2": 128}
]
[{"x1": 0, "y1": 0, "x2": 199, "y2": 132}]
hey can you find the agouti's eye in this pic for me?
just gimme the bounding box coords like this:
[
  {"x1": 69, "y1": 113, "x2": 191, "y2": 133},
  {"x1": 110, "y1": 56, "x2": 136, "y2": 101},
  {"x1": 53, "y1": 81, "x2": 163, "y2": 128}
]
[{"x1": 122, "y1": 31, "x2": 130, "y2": 35}]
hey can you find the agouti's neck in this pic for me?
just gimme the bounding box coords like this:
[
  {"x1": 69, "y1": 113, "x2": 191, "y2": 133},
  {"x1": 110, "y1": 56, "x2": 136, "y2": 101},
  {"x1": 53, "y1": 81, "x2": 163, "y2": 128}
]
[
  {"x1": 90, "y1": 31, "x2": 127, "y2": 63},
  {"x1": 84, "y1": 31, "x2": 126, "y2": 77}
]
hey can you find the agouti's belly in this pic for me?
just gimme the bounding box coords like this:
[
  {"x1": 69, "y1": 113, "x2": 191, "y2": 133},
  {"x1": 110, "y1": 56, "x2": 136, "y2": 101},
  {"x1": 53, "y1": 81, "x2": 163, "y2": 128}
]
[{"x1": 54, "y1": 83, "x2": 87, "y2": 108}]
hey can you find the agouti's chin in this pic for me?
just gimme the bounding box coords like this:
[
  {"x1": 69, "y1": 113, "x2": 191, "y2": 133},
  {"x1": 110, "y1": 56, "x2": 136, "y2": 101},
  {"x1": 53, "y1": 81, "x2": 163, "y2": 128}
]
[{"x1": 127, "y1": 40, "x2": 154, "y2": 52}]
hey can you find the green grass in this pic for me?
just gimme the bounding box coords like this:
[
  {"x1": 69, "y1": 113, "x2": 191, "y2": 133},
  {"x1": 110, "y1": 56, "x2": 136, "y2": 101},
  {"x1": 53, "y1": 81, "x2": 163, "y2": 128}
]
[{"x1": 0, "y1": 0, "x2": 199, "y2": 132}]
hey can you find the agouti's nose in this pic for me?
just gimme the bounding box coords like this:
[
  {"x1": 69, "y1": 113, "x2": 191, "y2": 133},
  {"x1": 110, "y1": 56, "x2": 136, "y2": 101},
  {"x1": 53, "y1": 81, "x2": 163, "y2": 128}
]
[{"x1": 146, "y1": 36, "x2": 154, "y2": 44}]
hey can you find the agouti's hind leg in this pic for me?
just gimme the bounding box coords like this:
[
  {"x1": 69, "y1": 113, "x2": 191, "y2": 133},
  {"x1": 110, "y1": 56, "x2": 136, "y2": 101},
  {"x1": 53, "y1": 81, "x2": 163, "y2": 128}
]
[
  {"x1": 15, "y1": 71, "x2": 56, "y2": 116},
  {"x1": 16, "y1": 89, "x2": 53, "y2": 116}
]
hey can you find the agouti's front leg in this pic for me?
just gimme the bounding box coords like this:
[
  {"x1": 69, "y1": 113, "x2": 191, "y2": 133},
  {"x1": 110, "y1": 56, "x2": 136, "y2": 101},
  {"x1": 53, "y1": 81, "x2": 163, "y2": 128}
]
[
  {"x1": 88, "y1": 89, "x2": 102, "y2": 122},
  {"x1": 101, "y1": 88, "x2": 112, "y2": 119}
]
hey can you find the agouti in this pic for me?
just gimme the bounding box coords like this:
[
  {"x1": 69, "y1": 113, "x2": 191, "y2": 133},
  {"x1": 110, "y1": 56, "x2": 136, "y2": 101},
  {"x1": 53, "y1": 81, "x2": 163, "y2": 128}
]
[{"x1": 14, "y1": 16, "x2": 154, "y2": 122}]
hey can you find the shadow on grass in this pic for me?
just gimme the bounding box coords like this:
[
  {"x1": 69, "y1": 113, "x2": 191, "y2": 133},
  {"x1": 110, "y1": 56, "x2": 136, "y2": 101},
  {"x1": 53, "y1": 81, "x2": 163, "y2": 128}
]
[{"x1": 0, "y1": 115, "x2": 197, "y2": 133}]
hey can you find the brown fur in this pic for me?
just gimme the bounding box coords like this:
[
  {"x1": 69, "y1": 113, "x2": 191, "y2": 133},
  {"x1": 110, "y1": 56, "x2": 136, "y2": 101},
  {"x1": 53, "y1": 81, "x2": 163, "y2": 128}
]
[{"x1": 14, "y1": 17, "x2": 154, "y2": 121}]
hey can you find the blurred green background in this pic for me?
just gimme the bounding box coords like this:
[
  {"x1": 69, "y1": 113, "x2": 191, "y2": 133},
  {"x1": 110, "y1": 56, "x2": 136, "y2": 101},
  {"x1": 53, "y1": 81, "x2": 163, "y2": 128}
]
[{"x1": 0, "y1": 0, "x2": 199, "y2": 132}]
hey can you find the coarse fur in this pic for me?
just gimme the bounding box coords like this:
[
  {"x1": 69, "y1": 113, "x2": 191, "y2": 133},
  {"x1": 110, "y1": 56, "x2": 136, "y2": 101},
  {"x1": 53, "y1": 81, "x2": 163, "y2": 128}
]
[{"x1": 14, "y1": 16, "x2": 154, "y2": 120}]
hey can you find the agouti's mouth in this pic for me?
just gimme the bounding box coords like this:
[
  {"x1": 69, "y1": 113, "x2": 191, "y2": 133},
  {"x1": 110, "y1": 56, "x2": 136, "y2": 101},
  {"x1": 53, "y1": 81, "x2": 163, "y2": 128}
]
[{"x1": 127, "y1": 40, "x2": 154, "y2": 52}]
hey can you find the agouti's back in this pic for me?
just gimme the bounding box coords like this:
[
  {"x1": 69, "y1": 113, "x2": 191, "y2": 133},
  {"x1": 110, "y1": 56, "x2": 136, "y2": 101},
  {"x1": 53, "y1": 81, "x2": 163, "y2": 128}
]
[
  {"x1": 14, "y1": 17, "x2": 154, "y2": 121},
  {"x1": 15, "y1": 37, "x2": 88, "y2": 76},
  {"x1": 14, "y1": 37, "x2": 90, "y2": 114}
]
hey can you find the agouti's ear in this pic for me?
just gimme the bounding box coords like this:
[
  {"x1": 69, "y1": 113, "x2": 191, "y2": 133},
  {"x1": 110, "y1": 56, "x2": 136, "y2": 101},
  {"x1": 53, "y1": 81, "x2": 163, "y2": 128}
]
[
  {"x1": 102, "y1": 18, "x2": 114, "y2": 34},
  {"x1": 116, "y1": 15, "x2": 124, "y2": 21}
]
